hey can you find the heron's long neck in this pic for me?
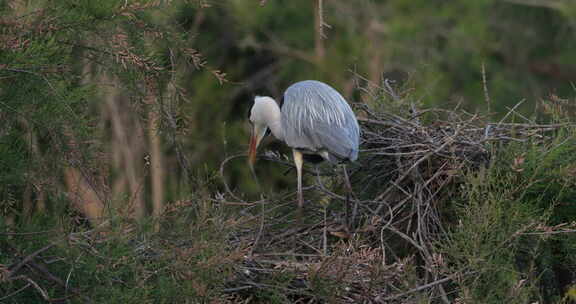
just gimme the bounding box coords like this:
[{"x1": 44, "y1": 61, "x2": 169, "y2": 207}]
[{"x1": 266, "y1": 102, "x2": 284, "y2": 141}]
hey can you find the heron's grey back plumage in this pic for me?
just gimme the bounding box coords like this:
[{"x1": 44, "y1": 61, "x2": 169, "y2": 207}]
[{"x1": 281, "y1": 80, "x2": 359, "y2": 162}]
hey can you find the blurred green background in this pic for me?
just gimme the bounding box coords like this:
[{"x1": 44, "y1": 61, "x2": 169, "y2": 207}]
[{"x1": 1, "y1": 0, "x2": 576, "y2": 219}]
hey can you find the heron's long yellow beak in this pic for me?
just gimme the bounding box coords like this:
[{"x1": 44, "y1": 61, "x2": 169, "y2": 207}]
[{"x1": 248, "y1": 124, "x2": 266, "y2": 170}]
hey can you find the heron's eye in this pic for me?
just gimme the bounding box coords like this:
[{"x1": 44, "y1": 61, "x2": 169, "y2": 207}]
[
  {"x1": 246, "y1": 109, "x2": 255, "y2": 125},
  {"x1": 246, "y1": 107, "x2": 252, "y2": 120}
]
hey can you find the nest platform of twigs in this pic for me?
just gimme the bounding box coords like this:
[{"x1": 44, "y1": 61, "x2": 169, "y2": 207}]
[{"x1": 219, "y1": 94, "x2": 573, "y2": 302}]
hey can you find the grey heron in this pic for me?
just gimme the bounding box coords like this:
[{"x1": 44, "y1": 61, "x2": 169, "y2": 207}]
[{"x1": 248, "y1": 80, "x2": 360, "y2": 211}]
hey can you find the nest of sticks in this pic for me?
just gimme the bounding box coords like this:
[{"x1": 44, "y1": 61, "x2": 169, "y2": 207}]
[{"x1": 220, "y1": 91, "x2": 571, "y2": 302}]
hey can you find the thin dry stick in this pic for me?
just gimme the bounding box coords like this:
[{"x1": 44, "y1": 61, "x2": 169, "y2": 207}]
[
  {"x1": 23, "y1": 276, "x2": 50, "y2": 300},
  {"x1": 482, "y1": 61, "x2": 491, "y2": 114},
  {"x1": 497, "y1": 99, "x2": 525, "y2": 127},
  {"x1": 314, "y1": 0, "x2": 326, "y2": 61},
  {"x1": 8, "y1": 243, "x2": 57, "y2": 275},
  {"x1": 317, "y1": 0, "x2": 325, "y2": 38},
  {"x1": 0, "y1": 281, "x2": 32, "y2": 301},
  {"x1": 314, "y1": 171, "x2": 366, "y2": 205},
  {"x1": 374, "y1": 122, "x2": 468, "y2": 213},
  {"x1": 249, "y1": 197, "x2": 267, "y2": 256},
  {"x1": 323, "y1": 204, "x2": 328, "y2": 256},
  {"x1": 382, "y1": 271, "x2": 477, "y2": 301},
  {"x1": 384, "y1": 225, "x2": 424, "y2": 252},
  {"x1": 219, "y1": 153, "x2": 250, "y2": 203}
]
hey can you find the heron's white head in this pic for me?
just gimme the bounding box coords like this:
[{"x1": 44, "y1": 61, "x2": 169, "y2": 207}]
[{"x1": 248, "y1": 96, "x2": 279, "y2": 168}]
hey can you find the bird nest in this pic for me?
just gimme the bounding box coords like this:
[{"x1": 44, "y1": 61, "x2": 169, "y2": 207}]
[{"x1": 219, "y1": 92, "x2": 571, "y2": 302}]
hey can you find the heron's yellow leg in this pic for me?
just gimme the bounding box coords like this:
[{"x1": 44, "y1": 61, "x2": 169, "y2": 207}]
[{"x1": 292, "y1": 149, "x2": 304, "y2": 210}]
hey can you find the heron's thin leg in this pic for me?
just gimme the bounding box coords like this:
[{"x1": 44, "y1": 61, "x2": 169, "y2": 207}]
[
  {"x1": 293, "y1": 149, "x2": 304, "y2": 211},
  {"x1": 342, "y1": 164, "x2": 354, "y2": 232},
  {"x1": 342, "y1": 164, "x2": 352, "y2": 194},
  {"x1": 315, "y1": 166, "x2": 332, "y2": 207}
]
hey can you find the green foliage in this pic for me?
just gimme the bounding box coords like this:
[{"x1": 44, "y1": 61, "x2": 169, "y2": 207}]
[
  {"x1": 0, "y1": 124, "x2": 28, "y2": 185},
  {"x1": 519, "y1": 138, "x2": 576, "y2": 223},
  {"x1": 444, "y1": 170, "x2": 539, "y2": 303},
  {"x1": 0, "y1": 0, "x2": 210, "y2": 215},
  {"x1": 442, "y1": 131, "x2": 576, "y2": 303},
  {"x1": 0, "y1": 192, "x2": 244, "y2": 303}
]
